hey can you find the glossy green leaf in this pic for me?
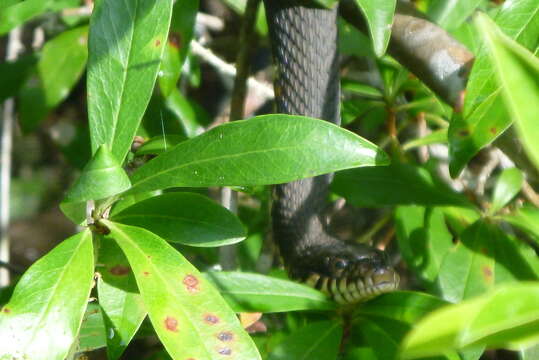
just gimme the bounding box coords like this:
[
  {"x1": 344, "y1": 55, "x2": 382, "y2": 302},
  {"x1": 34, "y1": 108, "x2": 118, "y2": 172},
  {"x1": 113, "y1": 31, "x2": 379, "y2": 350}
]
[
  {"x1": 170, "y1": 0, "x2": 199, "y2": 73},
  {"x1": 403, "y1": 129, "x2": 448, "y2": 151},
  {"x1": 400, "y1": 283, "x2": 539, "y2": 358},
  {"x1": 112, "y1": 192, "x2": 246, "y2": 247},
  {"x1": 158, "y1": 40, "x2": 182, "y2": 97},
  {"x1": 97, "y1": 239, "x2": 146, "y2": 360},
  {"x1": 449, "y1": 0, "x2": 539, "y2": 176},
  {"x1": 489, "y1": 167, "x2": 523, "y2": 215},
  {"x1": 0, "y1": 230, "x2": 94, "y2": 360},
  {"x1": 129, "y1": 114, "x2": 389, "y2": 194},
  {"x1": 64, "y1": 145, "x2": 131, "y2": 203},
  {"x1": 352, "y1": 292, "x2": 457, "y2": 360},
  {"x1": 437, "y1": 220, "x2": 538, "y2": 303},
  {"x1": 0, "y1": 0, "x2": 78, "y2": 35},
  {"x1": 39, "y1": 25, "x2": 88, "y2": 108},
  {"x1": 87, "y1": 0, "x2": 173, "y2": 163},
  {"x1": 268, "y1": 321, "x2": 342, "y2": 360},
  {"x1": 503, "y1": 206, "x2": 539, "y2": 245},
  {"x1": 78, "y1": 303, "x2": 107, "y2": 353},
  {"x1": 354, "y1": 0, "x2": 396, "y2": 57},
  {"x1": 476, "y1": 13, "x2": 539, "y2": 170},
  {"x1": 395, "y1": 206, "x2": 453, "y2": 290},
  {"x1": 332, "y1": 163, "x2": 470, "y2": 207},
  {"x1": 135, "y1": 135, "x2": 186, "y2": 156},
  {"x1": 428, "y1": 0, "x2": 483, "y2": 30},
  {"x1": 103, "y1": 221, "x2": 261, "y2": 360},
  {"x1": 164, "y1": 88, "x2": 205, "y2": 138},
  {"x1": 205, "y1": 272, "x2": 336, "y2": 313}
]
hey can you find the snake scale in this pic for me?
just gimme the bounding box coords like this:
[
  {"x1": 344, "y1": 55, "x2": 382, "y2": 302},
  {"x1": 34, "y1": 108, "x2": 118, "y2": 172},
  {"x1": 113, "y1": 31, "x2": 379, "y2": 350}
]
[{"x1": 263, "y1": 0, "x2": 399, "y2": 304}]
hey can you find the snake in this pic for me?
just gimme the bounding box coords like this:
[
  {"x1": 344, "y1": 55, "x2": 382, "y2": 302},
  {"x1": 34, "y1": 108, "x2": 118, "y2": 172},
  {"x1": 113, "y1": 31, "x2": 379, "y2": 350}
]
[{"x1": 263, "y1": 0, "x2": 399, "y2": 304}]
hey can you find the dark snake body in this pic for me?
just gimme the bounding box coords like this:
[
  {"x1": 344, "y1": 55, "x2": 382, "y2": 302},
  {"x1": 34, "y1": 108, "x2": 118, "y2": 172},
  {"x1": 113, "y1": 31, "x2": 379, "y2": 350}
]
[{"x1": 264, "y1": 0, "x2": 398, "y2": 303}]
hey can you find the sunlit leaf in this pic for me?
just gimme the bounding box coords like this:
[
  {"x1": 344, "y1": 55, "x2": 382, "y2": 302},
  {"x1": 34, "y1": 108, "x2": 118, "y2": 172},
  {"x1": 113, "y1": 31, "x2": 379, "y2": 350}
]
[
  {"x1": 104, "y1": 221, "x2": 261, "y2": 360},
  {"x1": 205, "y1": 272, "x2": 335, "y2": 313},
  {"x1": 448, "y1": 0, "x2": 539, "y2": 176},
  {"x1": 97, "y1": 239, "x2": 146, "y2": 360},
  {"x1": 129, "y1": 114, "x2": 389, "y2": 194},
  {"x1": 400, "y1": 283, "x2": 539, "y2": 358},
  {"x1": 88, "y1": 0, "x2": 173, "y2": 163},
  {"x1": 0, "y1": 231, "x2": 94, "y2": 360},
  {"x1": 476, "y1": 12, "x2": 539, "y2": 170},
  {"x1": 354, "y1": 0, "x2": 396, "y2": 57},
  {"x1": 489, "y1": 167, "x2": 523, "y2": 215}
]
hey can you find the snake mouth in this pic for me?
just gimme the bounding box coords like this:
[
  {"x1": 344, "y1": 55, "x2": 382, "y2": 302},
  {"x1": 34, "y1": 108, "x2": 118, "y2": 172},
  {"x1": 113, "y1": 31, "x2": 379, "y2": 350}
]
[{"x1": 304, "y1": 267, "x2": 400, "y2": 304}]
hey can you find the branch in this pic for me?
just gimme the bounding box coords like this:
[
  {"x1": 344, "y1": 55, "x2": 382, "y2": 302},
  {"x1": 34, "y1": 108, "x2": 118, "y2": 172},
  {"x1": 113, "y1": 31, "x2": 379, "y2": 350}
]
[{"x1": 340, "y1": 0, "x2": 474, "y2": 110}]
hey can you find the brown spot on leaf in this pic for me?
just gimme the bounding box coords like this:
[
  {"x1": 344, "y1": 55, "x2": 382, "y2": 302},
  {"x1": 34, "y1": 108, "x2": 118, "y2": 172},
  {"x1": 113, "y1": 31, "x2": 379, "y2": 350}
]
[
  {"x1": 483, "y1": 266, "x2": 493, "y2": 281},
  {"x1": 169, "y1": 33, "x2": 182, "y2": 49},
  {"x1": 204, "y1": 313, "x2": 220, "y2": 325},
  {"x1": 217, "y1": 332, "x2": 234, "y2": 342},
  {"x1": 183, "y1": 274, "x2": 199, "y2": 293},
  {"x1": 490, "y1": 127, "x2": 497, "y2": 135},
  {"x1": 155, "y1": 39, "x2": 161, "y2": 47},
  {"x1": 481, "y1": 248, "x2": 489, "y2": 255},
  {"x1": 458, "y1": 129, "x2": 470, "y2": 137},
  {"x1": 217, "y1": 347, "x2": 232, "y2": 356},
  {"x1": 2, "y1": 307, "x2": 10, "y2": 313},
  {"x1": 143, "y1": 271, "x2": 150, "y2": 276},
  {"x1": 164, "y1": 316, "x2": 179, "y2": 332},
  {"x1": 109, "y1": 265, "x2": 130, "y2": 276},
  {"x1": 147, "y1": 255, "x2": 152, "y2": 259}
]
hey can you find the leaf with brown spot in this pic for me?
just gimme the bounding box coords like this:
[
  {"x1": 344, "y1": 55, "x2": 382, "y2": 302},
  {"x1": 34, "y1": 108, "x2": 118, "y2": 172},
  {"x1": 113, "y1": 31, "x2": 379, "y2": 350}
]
[
  {"x1": 104, "y1": 221, "x2": 261, "y2": 360},
  {"x1": 98, "y1": 239, "x2": 146, "y2": 360},
  {"x1": 0, "y1": 230, "x2": 94, "y2": 360}
]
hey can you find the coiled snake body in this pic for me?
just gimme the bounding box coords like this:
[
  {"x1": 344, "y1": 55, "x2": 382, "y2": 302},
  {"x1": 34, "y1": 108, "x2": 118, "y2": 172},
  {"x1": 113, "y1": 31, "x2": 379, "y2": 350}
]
[{"x1": 264, "y1": 0, "x2": 399, "y2": 304}]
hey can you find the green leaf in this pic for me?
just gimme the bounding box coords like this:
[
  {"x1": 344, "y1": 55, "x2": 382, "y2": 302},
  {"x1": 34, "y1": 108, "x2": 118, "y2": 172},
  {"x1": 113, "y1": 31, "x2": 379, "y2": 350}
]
[
  {"x1": 427, "y1": 0, "x2": 483, "y2": 30},
  {"x1": 164, "y1": 88, "x2": 205, "y2": 138},
  {"x1": 78, "y1": 303, "x2": 107, "y2": 352},
  {"x1": 489, "y1": 167, "x2": 523, "y2": 215},
  {"x1": 111, "y1": 192, "x2": 246, "y2": 247},
  {"x1": 449, "y1": 0, "x2": 539, "y2": 176},
  {"x1": 64, "y1": 145, "x2": 131, "y2": 203},
  {"x1": 0, "y1": 0, "x2": 79, "y2": 35},
  {"x1": 0, "y1": 230, "x2": 94, "y2": 360},
  {"x1": 158, "y1": 40, "x2": 182, "y2": 97},
  {"x1": 400, "y1": 283, "x2": 539, "y2": 358},
  {"x1": 352, "y1": 291, "x2": 456, "y2": 360},
  {"x1": 332, "y1": 163, "x2": 470, "y2": 207},
  {"x1": 97, "y1": 238, "x2": 147, "y2": 360},
  {"x1": 267, "y1": 321, "x2": 342, "y2": 360},
  {"x1": 403, "y1": 129, "x2": 448, "y2": 151},
  {"x1": 476, "y1": 12, "x2": 539, "y2": 170},
  {"x1": 87, "y1": 0, "x2": 173, "y2": 163},
  {"x1": 437, "y1": 220, "x2": 538, "y2": 303},
  {"x1": 205, "y1": 272, "x2": 336, "y2": 313},
  {"x1": 39, "y1": 25, "x2": 88, "y2": 109},
  {"x1": 170, "y1": 0, "x2": 198, "y2": 74},
  {"x1": 135, "y1": 135, "x2": 186, "y2": 156},
  {"x1": 395, "y1": 206, "x2": 454, "y2": 290},
  {"x1": 129, "y1": 114, "x2": 389, "y2": 194},
  {"x1": 503, "y1": 206, "x2": 539, "y2": 245},
  {"x1": 103, "y1": 221, "x2": 261, "y2": 360},
  {"x1": 354, "y1": 0, "x2": 396, "y2": 57}
]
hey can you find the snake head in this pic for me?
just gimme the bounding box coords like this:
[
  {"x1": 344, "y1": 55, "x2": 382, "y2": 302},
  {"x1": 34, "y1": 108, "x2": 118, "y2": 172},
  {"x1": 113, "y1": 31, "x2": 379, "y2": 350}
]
[{"x1": 290, "y1": 242, "x2": 399, "y2": 304}]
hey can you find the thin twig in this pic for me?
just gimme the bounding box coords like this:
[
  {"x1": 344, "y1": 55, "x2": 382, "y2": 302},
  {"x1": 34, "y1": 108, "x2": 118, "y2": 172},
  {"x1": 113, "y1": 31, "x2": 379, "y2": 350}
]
[
  {"x1": 219, "y1": 0, "x2": 261, "y2": 271},
  {"x1": 190, "y1": 40, "x2": 274, "y2": 101},
  {"x1": 1, "y1": 27, "x2": 24, "y2": 286}
]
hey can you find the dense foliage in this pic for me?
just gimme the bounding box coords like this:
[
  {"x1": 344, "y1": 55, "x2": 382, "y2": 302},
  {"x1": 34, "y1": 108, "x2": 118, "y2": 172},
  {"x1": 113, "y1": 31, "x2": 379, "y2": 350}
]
[{"x1": 0, "y1": 0, "x2": 538, "y2": 359}]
